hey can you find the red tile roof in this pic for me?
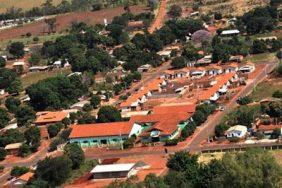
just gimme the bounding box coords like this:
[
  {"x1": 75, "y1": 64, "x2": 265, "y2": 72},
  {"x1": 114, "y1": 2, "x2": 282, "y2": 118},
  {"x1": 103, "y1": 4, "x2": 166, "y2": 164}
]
[
  {"x1": 69, "y1": 122, "x2": 132, "y2": 139},
  {"x1": 35, "y1": 111, "x2": 68, "y2": 124},
  {"x1": 152, "y1": 104, "x2": 196, "y2": 115},
  {"x1": 130, "y1": 113, "x2": 190, "y2": 135},
  {"x1": 18, "y1": 172, "x2": 34, "y2": 182},
  {"x1": 257, "y1": 124, "x2": 282, "y2": 131},
  {"x1": 120, "y1": 78, "x2": 164, "y2": 107},
  {"x1": 198, "y1": 73, "x2": 235, "y2": 100}
]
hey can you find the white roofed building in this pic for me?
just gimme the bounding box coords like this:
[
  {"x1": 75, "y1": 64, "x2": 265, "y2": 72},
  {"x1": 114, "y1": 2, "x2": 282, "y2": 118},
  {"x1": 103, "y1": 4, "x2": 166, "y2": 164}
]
[{"x1": 90, "y1": 163, "x2": 137, "y2": 179}]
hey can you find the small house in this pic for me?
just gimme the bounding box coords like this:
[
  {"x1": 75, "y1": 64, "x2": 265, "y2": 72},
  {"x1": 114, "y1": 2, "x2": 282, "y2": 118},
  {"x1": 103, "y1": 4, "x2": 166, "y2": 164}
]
[
  {"x1": 35, "y1": 111, "x2": 69, "y2": 126},
  {"x1": 223, "y1": 63, "x2": 239, "y2": 73},
  {"x1": 221, "y1": 29, "x2": 240, "y2": 37},
  {"x1": 127, "y1": 21, "x2": 144, "y2": 31},
  {"x1": 137, "y1": 64, "x2": 151, "y2": 73},
  {"x1": 10, "y1": 172, "x2": 34, "y2": 186},
  {"x1": 29, "y1": 66, "x2": 50, "y2": 72},
  {"x1": 207, "y1": 65, "x2": 222, "y2": 75},
  {"x1": 91, "y1": 163, "x2": 137, "y2": 179},
  {"x1": 4, "y1": 142, "x2": 23, "y2": 155},
  {"x1": 239, "y1": 62, "x2": 255, "y2": 74},
  {"x1": 226, "y1": 125, "x2": 247, "y2": 138}
]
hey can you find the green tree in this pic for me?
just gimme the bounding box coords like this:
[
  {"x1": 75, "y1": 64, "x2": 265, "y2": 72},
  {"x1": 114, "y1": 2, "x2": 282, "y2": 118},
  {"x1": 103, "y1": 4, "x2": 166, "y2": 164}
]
[
  {"x1": 15, "y1": 106, "x2": 36, "y2": 126},
  {"x1": 252, "y1": 40, "x2": 268, "y2": 54},
  {"x1": 215, "y1": 123, "x2": 230, "y2": 137},
  {"x1": 0, "y1": 148, "x2": 7, "y2": 161},
  {"x1": 28, "y1": 53, "x2": 41, "y2": 66},
  {"x1": 168, "y1": 5, "x2": 182, "y2": 18},
  {"x1": 64, "y1": 143, "x2": 85, "y2": 169},
  {"x1": 82, "y1": 103, "x2": 93, "y2": 112},
  {"x1": 90, "y1": 95, "x2": 101, "y2": 109},
  {"x1": 167, "y1": 151, "x2": 199, "y2": 172},
  {"x1": 5, "y1": 97, "x2": 21, "y2": 113},
  {"x1": 11, "y1": 166, "x2": 29, "y2": 177},
  {"x1": 8, "y1": 42, "x2": 25, "y2": 58},
  {"x1": 18, "y1": 143, "x2": 30, "y2": 157},
  {"x1": 0, "y1": 108, "x2": 10, "y2": 129},
  {"x1": 24, "y1": 126, "x2": 41, "y2": 152},
  {"x1": 97, "y1": 105, "x2": 122, "y2": 123},
  {"x1": 171, "y1": 57, "x2": 186, "y2": 69},
  {"x1": 276, "y1": 50, "x2": 282, "y2": 63},
  {"x1": 35, "y1": 156, "x2": 72, "y2": 186},
  {"x1": 144, "y1": 173, "x2": 169, "y2": 188},
  {"x1": 0, "y1": 56, "x2": 6, "y2": 68},
  {"x1": 47, "y1": 123, "x2": 62, "y2": 138}
]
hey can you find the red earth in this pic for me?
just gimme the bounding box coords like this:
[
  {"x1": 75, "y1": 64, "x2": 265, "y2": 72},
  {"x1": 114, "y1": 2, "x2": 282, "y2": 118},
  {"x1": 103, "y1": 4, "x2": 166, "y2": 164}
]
[{"x1": 0, "y1": 5, "x2": 150, "y2": 40}]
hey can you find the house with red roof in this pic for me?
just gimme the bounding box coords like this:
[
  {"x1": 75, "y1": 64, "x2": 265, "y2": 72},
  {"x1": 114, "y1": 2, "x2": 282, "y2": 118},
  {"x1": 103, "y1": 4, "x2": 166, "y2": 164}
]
[
  {"x1": 198, "y1": 73, "x2": 237, "y2": 103},
  {"x1": 35, "y1": 111, "x2": 69, "y2": 126},
  {"x1": 119, "y1": 79, "x2": 167, "y2": 112},
  {"x1": 69, "y1": 122, "x2": 142, "y2": 148}
]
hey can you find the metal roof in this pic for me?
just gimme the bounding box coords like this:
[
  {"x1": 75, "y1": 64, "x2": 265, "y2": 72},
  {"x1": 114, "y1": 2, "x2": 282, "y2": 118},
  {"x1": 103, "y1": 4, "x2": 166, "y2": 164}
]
[{"x1": 91, "y1": 163, "x2": 136, "y2": 173}]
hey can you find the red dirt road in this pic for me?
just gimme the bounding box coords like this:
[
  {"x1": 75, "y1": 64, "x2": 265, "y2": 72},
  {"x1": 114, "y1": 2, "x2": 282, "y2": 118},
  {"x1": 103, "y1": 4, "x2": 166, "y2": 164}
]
[
  {"x1": 0, "y1": 5, "x2": 149, "y2": 40},
  {"x1": 148, "y1": 0, "x2": 167, "y2": 33}
]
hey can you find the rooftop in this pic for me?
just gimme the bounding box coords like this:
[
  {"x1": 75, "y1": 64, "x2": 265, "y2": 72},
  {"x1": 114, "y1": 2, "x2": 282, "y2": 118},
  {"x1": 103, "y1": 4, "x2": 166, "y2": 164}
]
[
  {"x1": 5, "y1": 142, "x2": 23, "y2": 150},
  {"x1": 35, "y1": 111, "x2": 69, "y2": 124},
  {"x1": 18, "y1": 172, "x2": 34, "y2": 182},
  {"x1": 152, "y1": 104, "x2": 196, "y2": 115},
  {"x1": 69, "y1": 122, "x2": 132, "y2": 139},
  {"x1": 91, "y1": 163, "x2": 136, "y2": 173}
]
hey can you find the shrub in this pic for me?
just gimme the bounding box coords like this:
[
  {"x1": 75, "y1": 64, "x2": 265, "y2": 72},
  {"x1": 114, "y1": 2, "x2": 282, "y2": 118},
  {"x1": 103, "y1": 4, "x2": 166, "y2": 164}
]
[
  {"x1": 11, "y1": 166, "x2": 29, "y2": 177},
  {"x1": 272, "y1": 90, "x2": 282, "y2": 98},
  {"x1": 228, "y1": 137, "x2": 240, "y2": 143},
  {"x1": 18, "y1": 144, "x2": 30, "y2": 157},
  {"x1": 237, "y1": 96, "x2": 252, "y2": 105},
  {"x1": 0, "y1": 148, "x2": 7, "y2": 161},
  {"x1": 49, "y1": 138, "x2": 64, "y2": 152},
  {"x1": 165, "y1": 139, "x2": 179, "y2": 146}
]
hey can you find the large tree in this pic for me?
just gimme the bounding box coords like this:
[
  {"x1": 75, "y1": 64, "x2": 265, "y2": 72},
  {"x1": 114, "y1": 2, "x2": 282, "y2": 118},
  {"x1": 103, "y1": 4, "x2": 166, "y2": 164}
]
[
  {"x1": 64, "y1": 143, "x2": 85, "y2": 169},
  {"x1": 35, "y1": 156, "x2": 72, "y2": 186},
  {"x1": 97, "y1": 105, "x2": 122, "y2": 123},
  {"x1": 0, "y1": 108, "x2": 10, "y2": 129},
  {"x1": 15, "y1": 106, "x2": 36, "y2": 126},
  {"x1": 8, "y1": 42, "x2": 25, "y2": 58}
]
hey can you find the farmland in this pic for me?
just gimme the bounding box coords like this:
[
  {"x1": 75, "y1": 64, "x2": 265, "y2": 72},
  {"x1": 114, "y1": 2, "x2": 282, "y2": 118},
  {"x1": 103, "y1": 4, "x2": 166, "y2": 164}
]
[
  {"x1": 0, "y1": 5, "x2": 149, "y2": 40},
  {"x1": 0, "y1": 0, "x2": 64, "y2": 13}
]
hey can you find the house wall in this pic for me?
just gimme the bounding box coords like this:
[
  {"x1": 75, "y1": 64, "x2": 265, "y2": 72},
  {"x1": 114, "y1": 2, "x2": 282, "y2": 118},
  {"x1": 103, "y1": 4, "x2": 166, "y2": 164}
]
[{"x1": 70, "y1": 135, "x2": 129, "y2": 148}]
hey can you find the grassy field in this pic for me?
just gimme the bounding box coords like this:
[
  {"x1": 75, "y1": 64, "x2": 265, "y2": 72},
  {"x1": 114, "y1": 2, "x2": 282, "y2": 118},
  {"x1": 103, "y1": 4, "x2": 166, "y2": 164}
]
[
  {"x1": 0, "y1": 0, "x2": 65, "y2": 13},
  {"x1": 243, "y1": 53, "x2": 276, "y2": 63},
  {"x1": 249, "y1": 77, "x2": 282, "y2": 101},
  {"x1": 21, "y1": 68, "x2": 72, "y2": 88},
  {"x1": 0, "y1": 33, "x2": 63, "y2": 51},
  {"x1": 271, "y1": 150, "x2": 282, "y2": 165}
]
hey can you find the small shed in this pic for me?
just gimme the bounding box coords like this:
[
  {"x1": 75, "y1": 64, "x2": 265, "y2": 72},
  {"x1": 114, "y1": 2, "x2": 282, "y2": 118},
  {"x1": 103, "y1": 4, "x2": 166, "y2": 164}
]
[
  {"x1": 4, "y1": 142, "x2": 23, "y2": 155},
  {"x1": 226, "y1": 125, "x2": 247, "y2": 138},
  {"x1": 90, "y1": 163, "x2": 136, "y2": 179}
]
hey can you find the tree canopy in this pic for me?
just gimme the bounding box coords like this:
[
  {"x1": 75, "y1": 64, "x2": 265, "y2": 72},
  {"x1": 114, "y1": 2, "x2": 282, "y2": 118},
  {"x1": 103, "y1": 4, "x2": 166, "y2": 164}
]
[{"x1": 97, "y1": 105, "x2": 122, "y2": 123}]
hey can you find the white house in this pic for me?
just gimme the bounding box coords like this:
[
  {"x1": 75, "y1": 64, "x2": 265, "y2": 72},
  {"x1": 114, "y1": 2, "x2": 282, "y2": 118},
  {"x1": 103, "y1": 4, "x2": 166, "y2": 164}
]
[
  {"x1": 226, "y1": 125, "x2": 248, "y2": 138},
  {"x1": 137, "y1": 64, "x2": 151, "y2": 73},
  {"x1": 221, "y1": 29, "x2": 240, "y2": 36},
  {"x1": 190, "y1": 68, "x2": 206, "y2": 78},
  {"x1": 239, "y1": 62, "x2": 255, "y2": 73},
  {"x1": 223, "y1": 63, "x2": 239, "y2": 73},
  {"x1": 207, "y1": 65, "x2": 223, "y2": 75}
]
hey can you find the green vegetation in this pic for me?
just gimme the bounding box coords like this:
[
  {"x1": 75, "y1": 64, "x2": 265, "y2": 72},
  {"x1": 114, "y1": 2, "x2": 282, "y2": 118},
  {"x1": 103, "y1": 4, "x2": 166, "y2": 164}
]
[
  {"x1": 250, "y1": 78, "x2": 282, "y2": 101},
  {"x1": 0, "y1": 108, "x2": 10, "y2": 129},
  {"x1": 11, "y1": 166, "x2": 29, "y2": 177},
  {"x1": 0, "y1": 148, "x2": 7, "y2": 161},
  {"x1": 108, "y1": 149, "x2": 282, "y2": 188},
  {"x1": 97, "y1": 105, "x2": 122, "y2": 123},
  {"x1": 26, "y1": 75, "x2": 88, "y2": 111},
  {"x1": 64, "y1": 143, "x2": 85, "y2": 169}
]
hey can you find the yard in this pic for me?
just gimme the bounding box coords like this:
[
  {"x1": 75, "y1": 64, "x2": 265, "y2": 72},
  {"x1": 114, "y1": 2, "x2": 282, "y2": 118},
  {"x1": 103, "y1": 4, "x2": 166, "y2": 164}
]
[
  {"x1": 21, "y1": 68, "x2": 72, "y2": 88},
  {"x1": 243, "y1": 53, "x2": 276, "y2": 63},
  {"x1": 271, "y1": 150, "x2": 282, "y2": 165},
  {"x1": 249, "y1": 77, "x2": 282, "y2": 101}
]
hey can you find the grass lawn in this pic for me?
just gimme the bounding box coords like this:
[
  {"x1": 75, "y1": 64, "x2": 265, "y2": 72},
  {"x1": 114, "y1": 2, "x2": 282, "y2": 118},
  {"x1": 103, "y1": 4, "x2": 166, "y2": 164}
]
[
  {"x1": 243, "y1": 53, "x2": 276, "y2": 63},
  {"x1": 0, "y1": 0, "x2": 66, "y2": 13},
  {"x1": 64, "y1": 159, "x2": 98, "y2": 184},
  {"x1": 21, "y1": 68, "x2": 72, "y2": 88},
  {"x1": 249, "y1": 77, "x2": 282, "y2": 101},
  {"x1": 271, "y1": 150, "x2": 282, "y2": 165},
  {"x1": 0, "y1": 33, "x2": 64, "y2": 51}
]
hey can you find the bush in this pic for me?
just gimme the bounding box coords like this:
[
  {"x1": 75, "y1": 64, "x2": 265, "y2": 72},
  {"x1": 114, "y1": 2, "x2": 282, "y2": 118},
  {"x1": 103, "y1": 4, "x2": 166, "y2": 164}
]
[
  {"x1": 0, "y1": 147, "x2": 7, "y2": 161},
  {"x1": 92, "y1": 3, "x2": 102, "y2": 11},
  {"x1": 215, "y1": 124, "x2": 230, "y2": 137},
  {"x1": 123, "y1": 136, "x2": 136, "y2": 149},
  {"x1": 165, "y1": 139, "x2": 179, "y2": 146},
  {"x1": 228, "y1": 137, "x2": 240, "y2": 143},
  {"x1": 18, "y1": 143, "x2": 30, "y2": 157},
  {"x1": 11, "y1": 166, "x2": 29, "y2": 177},
  {"x1": 47, "y1": 123, "x2": 63, "y2": 138},
  {"x1": 0, "y1": 166, "x2": 4, "y2": 171},
  {"x1": 49, "y1": 138, "x2": 64, "y2": 152},
  {"x1": 272, "y1": 90, "x2": 282, "y2": 98},
  {"x1": 237, "y1": 96, "x2": 252, "y2": 105}
]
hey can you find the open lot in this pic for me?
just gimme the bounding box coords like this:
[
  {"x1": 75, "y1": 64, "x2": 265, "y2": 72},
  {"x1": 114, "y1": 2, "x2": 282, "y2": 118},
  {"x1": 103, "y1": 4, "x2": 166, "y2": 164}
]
[
  {"x1": 21, "y1": 68, "x2": 72, "y2": 88},
  {"x1": 249, "y1": 77, "x2": 282, "y2": 101},
  {"x1": 0, "y1": 0, "x2": 64, "y2": 13},
  {"x1": 0, "y1": 5, "x2": 149, "y2": 40}
]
